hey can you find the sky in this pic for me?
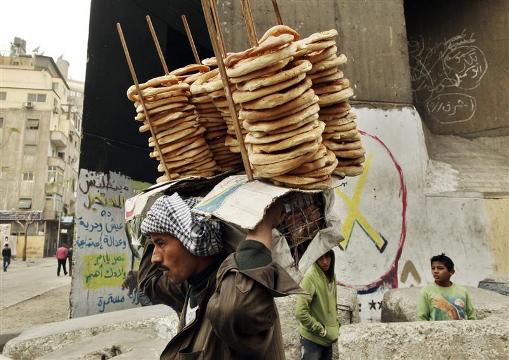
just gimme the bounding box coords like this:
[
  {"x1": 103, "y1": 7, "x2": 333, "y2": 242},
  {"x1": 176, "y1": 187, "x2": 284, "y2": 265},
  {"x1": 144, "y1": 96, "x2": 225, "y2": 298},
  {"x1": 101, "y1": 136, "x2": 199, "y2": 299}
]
[{"x1": 0, "y1": 0, "x2": 92, "y2": 81}]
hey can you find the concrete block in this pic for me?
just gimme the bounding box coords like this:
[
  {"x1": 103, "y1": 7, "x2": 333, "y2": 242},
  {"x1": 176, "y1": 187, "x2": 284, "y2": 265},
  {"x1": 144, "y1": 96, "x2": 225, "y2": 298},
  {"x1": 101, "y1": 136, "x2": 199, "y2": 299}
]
[
  {"x1": 479, "y1": 274, "x2": 509, "y2": 296},
  {"x1": 336, "y1": 319, "x2": 509, "y2": 360},
  {"x1": 337, "y1": 285, "x2": 360, "y2": 325},
  {"x1": 4, "y1": 287, "x2": 355, "y2": 360},
  {"x1": 3, "y1": 305, "x2": 178, "y2": 360},
  {"x1": 276, "y1": 295, "x2": 300, "y2": 360},
  {"x1": 381, "y1": 286, "x2": 509, "y2": 323},
  {"x1": 38, "y1": 330, "x2": 166, "y2": 360}
]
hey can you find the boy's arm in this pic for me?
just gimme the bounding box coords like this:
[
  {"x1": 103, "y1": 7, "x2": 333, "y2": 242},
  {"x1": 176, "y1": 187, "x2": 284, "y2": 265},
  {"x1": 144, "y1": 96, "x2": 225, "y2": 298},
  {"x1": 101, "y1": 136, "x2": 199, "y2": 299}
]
[
  {"x1": 465, "y1": 289, "x2": 476, "y2": 320},
  {"x1": 295, "y1": 276, "x2": 326, "y2": 336},
  {"x1": 416, "y1": 287, "x2": 431, "y2": 321}
]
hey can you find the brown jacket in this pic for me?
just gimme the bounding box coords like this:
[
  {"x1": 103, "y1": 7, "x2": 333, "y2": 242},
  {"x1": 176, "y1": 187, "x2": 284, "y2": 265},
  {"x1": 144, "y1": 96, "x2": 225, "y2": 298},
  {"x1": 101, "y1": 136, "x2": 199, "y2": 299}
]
[{"x1": 138, "y1": 244, "x2": 302, "y2": 359}]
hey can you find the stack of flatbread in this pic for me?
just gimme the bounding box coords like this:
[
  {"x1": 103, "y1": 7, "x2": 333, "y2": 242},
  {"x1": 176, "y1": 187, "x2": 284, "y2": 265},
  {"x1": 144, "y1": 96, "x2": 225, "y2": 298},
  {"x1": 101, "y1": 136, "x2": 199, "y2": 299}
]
[
  {"x1": 189, "y1": 68, "x2": 243, "y2": 171},
  {"x1": 126, "y1": 68, "x2": 218, "y2": 183},
  {"x1": 200, "y1": 58, "x2": 247, "y2": 154},
  {"x1": 225, "y1": 25, "x2": 336, "y2": 189},
  {"x1": 296, "y1": 30, "x2": 365, "y2": 177},
  {"x1": 210, "y1": 92, "x2": 244, "y2": 154},
  {"x1": 191, "y1": 69, "x2": 242, "y2": 171}
]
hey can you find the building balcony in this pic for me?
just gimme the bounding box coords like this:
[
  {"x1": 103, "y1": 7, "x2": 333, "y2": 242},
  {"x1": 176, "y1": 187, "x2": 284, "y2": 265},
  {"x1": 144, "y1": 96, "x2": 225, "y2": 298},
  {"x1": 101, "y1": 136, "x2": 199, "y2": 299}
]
[
  {"x1": 45, "y1": 182, "x2": 63, "y2": 196},
  {"x1": 48, "y1": 156, "x2": 65, "y2": 169},
  {"x1": 43, "y1": 210, "x2": 58, "y2": 221},
  {"x1": 50, "y1": 130, "x2": 67, "y2": 147}
]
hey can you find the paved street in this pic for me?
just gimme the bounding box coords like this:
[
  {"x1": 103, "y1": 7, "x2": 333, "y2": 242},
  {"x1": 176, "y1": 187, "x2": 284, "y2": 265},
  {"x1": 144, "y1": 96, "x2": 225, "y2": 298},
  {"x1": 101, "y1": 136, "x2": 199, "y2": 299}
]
[{"x1": 0, "y1": 258, "x2": 70, "y2": 310}]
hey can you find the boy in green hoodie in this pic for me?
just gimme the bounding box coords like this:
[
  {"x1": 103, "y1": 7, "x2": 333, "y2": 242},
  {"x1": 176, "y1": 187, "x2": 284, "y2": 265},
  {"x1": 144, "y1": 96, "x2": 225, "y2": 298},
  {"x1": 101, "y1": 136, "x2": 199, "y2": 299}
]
[
  {"x1": 296, "y1": 250, "x2": 339, "y2": 360},
  {"x1": 417, "y1": 253, "x2": 476, "y2": 321}
]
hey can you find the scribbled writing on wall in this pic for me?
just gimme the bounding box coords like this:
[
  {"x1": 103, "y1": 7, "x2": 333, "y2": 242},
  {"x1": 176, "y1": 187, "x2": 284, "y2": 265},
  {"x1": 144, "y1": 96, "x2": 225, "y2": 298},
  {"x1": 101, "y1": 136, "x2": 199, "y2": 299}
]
[
  {"x1": 76, "y1": 209, "x2": 127, "y2": 250},
  {"x1": 71, "y1": 170, "x2": 136, "y2": 317},
  {"x1": 409, "y1": 30, "x2": 487, "y2": 124},
  {"x1": 83, "y1": 253, "x2": 127, "y2": 289},
  {"x1": 79, "y1": 171, "x2": 129, "y2": 209}
]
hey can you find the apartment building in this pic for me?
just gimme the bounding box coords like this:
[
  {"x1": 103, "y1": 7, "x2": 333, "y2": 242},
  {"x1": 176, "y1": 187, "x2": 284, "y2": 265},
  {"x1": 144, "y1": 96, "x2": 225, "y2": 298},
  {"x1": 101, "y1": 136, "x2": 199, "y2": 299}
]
[{"x1": 0, "y1": 40, "x2": 82, "y2": 257}]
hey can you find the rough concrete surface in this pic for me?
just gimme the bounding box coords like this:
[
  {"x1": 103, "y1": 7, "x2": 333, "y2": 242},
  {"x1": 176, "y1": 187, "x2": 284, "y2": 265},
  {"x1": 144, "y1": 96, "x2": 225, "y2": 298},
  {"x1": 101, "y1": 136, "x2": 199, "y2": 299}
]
[
  {"x1": 336, "y1": 319, "x2": 509, "y2": 360},
  {"x1": 425, "y1": 129, "x2": 509, "y2": 194},
  {"x1": 3, "y1": 305, "x2": 178, "y2": 360},
  {"x1": 37, "y1": 330, "x2": 166, "y2": 360},
  {"x1": 381, "y1": 286, "x2": 509, "y2": 323},
  {"x1": 4, "y1": 286, "x2": 359, "y2": 359}
]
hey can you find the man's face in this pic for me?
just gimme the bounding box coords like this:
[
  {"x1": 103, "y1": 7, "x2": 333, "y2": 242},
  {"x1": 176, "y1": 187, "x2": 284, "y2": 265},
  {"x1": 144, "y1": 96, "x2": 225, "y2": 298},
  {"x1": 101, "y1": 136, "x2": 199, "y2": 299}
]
[
  {"x1": 317, "y1": 253, "x2": 331, "y2": 273},
  {"x1": 431, "y1": 261, "x2": 454, "y2": 284},
  {"x1": 150, "y1": 233, "x2": 197, "y2": 284}
]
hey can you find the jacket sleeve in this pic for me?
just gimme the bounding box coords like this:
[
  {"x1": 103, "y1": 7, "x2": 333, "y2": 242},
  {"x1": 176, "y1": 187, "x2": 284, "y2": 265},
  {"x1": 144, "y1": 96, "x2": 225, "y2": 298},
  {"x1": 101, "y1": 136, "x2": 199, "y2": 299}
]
[
  {"x1": 295, "y1": 273, "x2": 326, "y2": 336},
  {"x1": 206, "y1": 241, "x2": 292, "y2": 355},
  {"x1": 137, "y1": 243, "x2": 188, "y2": 314},
  {"x1": 416, "y1": 288, "x2": 431, "y2": 321}
]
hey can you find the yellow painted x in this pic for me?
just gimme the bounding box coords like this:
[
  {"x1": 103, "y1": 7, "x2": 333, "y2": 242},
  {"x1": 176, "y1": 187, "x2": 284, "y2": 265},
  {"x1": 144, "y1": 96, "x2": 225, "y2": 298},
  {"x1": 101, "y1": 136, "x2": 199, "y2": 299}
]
[{"x1": 335, "y1": 153, "x2": 387, "y2": 252}]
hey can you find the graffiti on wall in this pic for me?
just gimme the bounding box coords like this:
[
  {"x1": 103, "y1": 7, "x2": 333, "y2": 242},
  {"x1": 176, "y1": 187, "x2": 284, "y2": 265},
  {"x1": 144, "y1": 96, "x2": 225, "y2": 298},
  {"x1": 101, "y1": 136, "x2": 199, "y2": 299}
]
[
  {"x1": 71, "y1": 170, "x2": 139, "y2": 316},
  {"x1": 334, "y1": 130, "x2": 408, "y2": 321},
  {"x1": 408, "y1": 30, "x2": 487, "y2": 124}
]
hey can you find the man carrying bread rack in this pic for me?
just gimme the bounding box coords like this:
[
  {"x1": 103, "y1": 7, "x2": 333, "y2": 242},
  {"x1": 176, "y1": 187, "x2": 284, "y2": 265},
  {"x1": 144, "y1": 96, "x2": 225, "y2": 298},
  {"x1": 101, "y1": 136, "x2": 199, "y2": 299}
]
[{"x1": 137, "y1": 192, "x2": 303, "y2": 359}]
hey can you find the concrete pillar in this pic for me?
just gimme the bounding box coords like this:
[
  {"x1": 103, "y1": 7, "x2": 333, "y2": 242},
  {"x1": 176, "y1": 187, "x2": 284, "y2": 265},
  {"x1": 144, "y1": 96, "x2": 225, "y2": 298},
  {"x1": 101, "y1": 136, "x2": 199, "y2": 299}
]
[{"x1": 218, "y1": 0, "x2": 413, "y2": 104}]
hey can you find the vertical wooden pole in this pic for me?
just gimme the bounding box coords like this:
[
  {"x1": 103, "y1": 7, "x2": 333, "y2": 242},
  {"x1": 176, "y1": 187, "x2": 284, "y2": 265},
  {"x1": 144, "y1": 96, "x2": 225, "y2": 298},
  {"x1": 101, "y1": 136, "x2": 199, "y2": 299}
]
[
  {"x1": 209, "y1": 0, "x2": 226, "y2": 55},
  {"x1": 145, "y1": 15, "x2": 170, "y2": 75},
  {"x1": 181, "y1": 15, "x2": 201, "y2": 64},
  {"x1": 201, "y1": 0, "x2": 253, "y2": 181},
  {"x1": 240, "y1": 0, "x2": 258, "y2": 47},
  {"x1": 116, "y1": 23, "x2": 172, "y2": 181},
  {"x1": 271, "y1": 0, "x2": 283, "y2": 25}
]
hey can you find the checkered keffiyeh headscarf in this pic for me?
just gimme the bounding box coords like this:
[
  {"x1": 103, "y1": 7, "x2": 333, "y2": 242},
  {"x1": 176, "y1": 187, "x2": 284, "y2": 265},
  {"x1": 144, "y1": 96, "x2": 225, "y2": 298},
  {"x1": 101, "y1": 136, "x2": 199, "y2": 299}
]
[{"x1": 141, "y1": 193, "x2": 223, "y2": 256}]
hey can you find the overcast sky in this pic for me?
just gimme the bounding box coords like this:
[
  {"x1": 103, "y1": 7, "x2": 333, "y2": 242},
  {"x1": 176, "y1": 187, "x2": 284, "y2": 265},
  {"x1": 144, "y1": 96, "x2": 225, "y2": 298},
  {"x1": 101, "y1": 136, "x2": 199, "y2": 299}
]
[{"x1": 0, "y1": 0, "x2": 91, "y2": 81}]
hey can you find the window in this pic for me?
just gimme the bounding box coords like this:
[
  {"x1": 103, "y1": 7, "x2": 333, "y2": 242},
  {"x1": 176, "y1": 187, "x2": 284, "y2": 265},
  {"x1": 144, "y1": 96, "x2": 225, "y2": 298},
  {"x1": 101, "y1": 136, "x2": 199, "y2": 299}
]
[
  {"x1": 48, "y1": 166, "x2": 63, "y2": 184},
  {"x1": 0, "y1": 92, "x2": 6, "y2": 101},
  {"x1": 45, "y1": 194, "x2": 62, "y2": 212},
  {"x1": 27, "y1": 93, "x2": 46, "y2": 103},
  {"x1": 52, "y1": 82, "x2": 59, "y2": 92},
  {"x1": 0, "y1": 167, "x2": 9, "y2": 178},
  {"x1": 0, "y1": 117, "x2": 3, "y2": 128},
  {"x1": 26, "y1": 119, "x2": 39, "y2": 130},
  {"x1": 22, "y1": 171, "x2": 34, "y2": 181},
  {"x1": 54, "y1": 194, "x2": 63, "y2": 212},
  {"x1": 24, "y1": 145, "x2": 37, "y2": 155},
  {"x1": 18, "y1": 198, "x2": 32, "y2": 209},
  {"x1": 57, "y1": 151, "x2": 65, "y2": 160}
]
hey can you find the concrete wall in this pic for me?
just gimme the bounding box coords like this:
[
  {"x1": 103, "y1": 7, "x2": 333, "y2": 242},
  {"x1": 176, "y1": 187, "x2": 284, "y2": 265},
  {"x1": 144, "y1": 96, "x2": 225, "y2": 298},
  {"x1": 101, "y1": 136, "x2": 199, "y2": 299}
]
[
  {"x1": 405, "y1": 0, "x2": 509, "y2": 136},
  {"x1": 70, "y1": 169, "x2": 138, "y2": 317},
  {"x1": 15, "y1": 235, "x2": 45, "y2": 258},
  {"x1": 218, "y1": 0, "x2": 413, "y2": 104},
  {"x1": 333, "y1": 105, "x2": 507, "y2": 321}
]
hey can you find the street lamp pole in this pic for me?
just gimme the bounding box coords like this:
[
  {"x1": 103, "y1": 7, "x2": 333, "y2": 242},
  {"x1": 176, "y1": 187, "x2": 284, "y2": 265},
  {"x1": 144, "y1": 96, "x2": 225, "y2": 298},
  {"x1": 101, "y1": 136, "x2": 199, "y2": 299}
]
[{"x1": 57, "y1": 212, "x2": 61, "y2": 248}]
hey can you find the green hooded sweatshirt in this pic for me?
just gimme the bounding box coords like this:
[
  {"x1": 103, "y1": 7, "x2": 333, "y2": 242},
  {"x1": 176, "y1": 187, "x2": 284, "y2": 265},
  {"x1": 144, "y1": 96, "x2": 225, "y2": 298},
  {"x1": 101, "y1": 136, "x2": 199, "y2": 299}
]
[{"x1": 295, "y1": 251, "x2": 339, "y2": 346}]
